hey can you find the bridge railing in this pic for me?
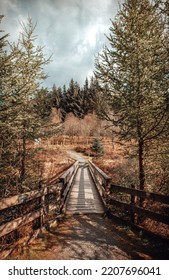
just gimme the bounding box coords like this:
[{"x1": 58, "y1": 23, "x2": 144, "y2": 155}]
[
  {"x1": 88, "y1": 160, "x2": 111, "y2": 206},
  {"x1": 0, "y1": 161, "x2": 79, "y2": 254},
  {"x1": 88, "y1": 160, "x2": 169, "y2": 235},
  {"x1": 109, "y1": 184, "x2": 169, "y2": 226}
]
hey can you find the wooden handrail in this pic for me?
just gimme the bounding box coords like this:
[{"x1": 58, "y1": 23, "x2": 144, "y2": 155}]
[
  {"x1": 0, "y1": 162, "x2": 79, "y2": 211},
  {"x1": 0, "y1": 210, "x2": 41, "y2": 238},
  {"x1": 59, "y1": 161, "x2": 79, "y2": 185},
  {"x1": 0, "y1": 161, "x2": 79, "y2": 239},
  {"x1": 109, "y1": 183, "x2": 169, "y2": 228},
  {"x1": 111, "y1": 184, "x2": 169, "y2": 205},
  {"x1": 88, "y1": 160, "x2": 169, "y2": 231},
  {"x1": 110, "y1": 199, "x2": 169, "y2": 225},
  {"x1": 88, "y1": 160, "x2": 111, "y2": 209},
  {"x1": 61, "y1": 161, "x2": 79, "y2": 203},
  {"x1": 88, "y1": 160, "x2": 111, "y2": 182},
  {"x1": 0, "y1": 184, "x2": 64, "y2": 211}
]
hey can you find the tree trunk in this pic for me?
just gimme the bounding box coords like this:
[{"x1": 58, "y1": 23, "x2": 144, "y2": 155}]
[
  {"x1": 20, "y1": 136, "x2": 26, "y2": 182},
  {"x1": 138, "y1": 139, "x2": 145, "y2": 206}
]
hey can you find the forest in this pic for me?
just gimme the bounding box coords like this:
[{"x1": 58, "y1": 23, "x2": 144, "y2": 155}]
[{"x1": 0, "y1": 0, "x2": 169, "y2": 253}]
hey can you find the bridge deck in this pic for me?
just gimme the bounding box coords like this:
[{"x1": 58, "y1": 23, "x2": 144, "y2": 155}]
[{"x1": 66, "y1": 163, "x2": 105, "y2": 214}]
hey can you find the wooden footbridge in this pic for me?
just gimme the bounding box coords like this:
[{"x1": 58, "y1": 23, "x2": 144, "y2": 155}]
[
  {"x1": 0, "y1": 158, "x2": 169, "y2": 259},
  {"x1": 66, "y1": 163, "x2": 105, "y2": 214}
]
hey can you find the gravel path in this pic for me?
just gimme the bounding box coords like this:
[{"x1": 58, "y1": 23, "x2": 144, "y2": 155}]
[
  {"x1": 66, "y1": 150, "x2": 88, "y2": 163},
  {"x1": 18, "y1": 214, "x2": 158, "y2": 260},
  {"x1": 45, "y1": 214, "x2": 131, "y2": 260}
]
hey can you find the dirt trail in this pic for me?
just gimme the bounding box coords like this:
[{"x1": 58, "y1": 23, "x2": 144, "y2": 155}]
[
  {"x1": 10, "y1": 213, "x2": 163, "y2": 260},
  {"x1": 66, "y1": 150, "x2": 88, "y2": 163}
]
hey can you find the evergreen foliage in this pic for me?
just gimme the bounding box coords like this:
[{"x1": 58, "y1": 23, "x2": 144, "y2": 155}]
[
  {"x1": 50, "y1": 76, "x2": 99, "y2": 120},
  {"x1": 91, "y1": 138, "x2": 104, "y2": 157},
  {"x1": 95, "y1": 0, "x2": 169, "y2": 191},
  {"x1": 0, "y1": 17, "x2": 52, "y2": 193},
  {"x1": 34, "y1": 88, "x2": 52, "y2": 120}
]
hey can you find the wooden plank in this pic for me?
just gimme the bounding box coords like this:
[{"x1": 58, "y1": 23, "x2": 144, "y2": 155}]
[
  {"x1": 59, "y1": 161, "x2": 78, "y2": 184},
  {"x1": 0, "y1": 164, "x2": 77, "y2": 211},
  {"x1": 88, "y1": 161, "x2": 111, "y2": 182},
  {"x1": 89, "y1": 166, "x2": 106, "y2": 195},
  {"x1": 0, "y1": 190, "x2": 44, "y2": 211},
  {"x1": 111, "y1": 184, "x2": 169, "y2": 205},
  {"x1": 0, "y1": 183, "x2": 63, "y2": 211},
  {"x1": 66, "y1": 164, "x2": 105, "y2": 214},
  {"x1": 110, "y1": 199, "x2": 169, "y2": 225},
  {"x1": 62, "y1": 162, "x2": 79, "y2": 200},
  {"x1": 0, "y1": 210, "x2": 41, "y2": 238},
  {"x1": 0, "y1": 163, "x2": 79, "y2": 238}
]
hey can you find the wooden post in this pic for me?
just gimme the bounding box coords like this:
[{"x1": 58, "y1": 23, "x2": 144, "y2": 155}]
[
  {"x1": 46, "y1": 186, "x2": 49, "y2": 215},
  {"x1": 33, "y1": 181, "x2": 43, "y2": 230},
  {"x1": 40, "y1": 184, "x2": 46, "y2": 228},
  {"x1": 130, "y1": 184, "x2": 136, "y2": 224}
]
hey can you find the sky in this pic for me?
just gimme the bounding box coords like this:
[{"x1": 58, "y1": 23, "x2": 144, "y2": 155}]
[{"x1": 0, "y1": 0, "x2": 122, "y2": 89}]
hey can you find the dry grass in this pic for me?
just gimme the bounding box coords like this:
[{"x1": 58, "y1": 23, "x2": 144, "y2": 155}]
[
  {"x1": 141, "y1": 219, "x2": 169, "y2": 238},
  {"x1": 91, "y1": 139, "x2": 139, "y2": 187},
  {"x1": 35, "y1": 140, "x2": 73, "y2": 181}
]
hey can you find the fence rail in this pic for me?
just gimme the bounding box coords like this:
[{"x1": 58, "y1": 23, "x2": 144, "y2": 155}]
[
  {"x1": 110, "y1": 184, "x2": 169, "y2": 204},
  {"x1": 88, "y1": 160, "x2": 111, "y2": 204},
  {"x1": 89, "y1": 160, "x2": 169, "y2": 230},
  {"x1": 109, "y1": 184, "x2": 169, "y2": 225},
  {"x1": 0, "y1": 161, "x2": 79, "y2": 240}
]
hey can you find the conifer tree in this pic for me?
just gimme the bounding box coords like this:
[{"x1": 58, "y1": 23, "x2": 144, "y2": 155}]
[
  {"x1": 62, "y1": 79, "x2": 84, "y2": 118},
  {"x1": 51, "y1": 84, "x2": 61, "y2": 109},
  {"x1": 82, "y1": 77, "x2": 95, "y2": 114},
  {"x1": 91, "y1": 138, "x2": 104, "y2": 157},
  {"x1": 34, "y1": 87, "x2": 52, "y2": 120},
  {"x1": 0, "y1": 15, "x2": 20, "y2": 189},
  {"x1": 12, "y1": 18, "x2": 51, "y2": 182},
  {"x1": 95, "y1": 0, "x2": 168, "y2": 191},
  {"x1": 0, "y1": 17, "x2": 51, "y2": 191}
]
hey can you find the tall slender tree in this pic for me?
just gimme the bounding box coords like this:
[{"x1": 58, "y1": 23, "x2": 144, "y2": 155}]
[
  {"x1": 0, "y1": 17, "x2": 51, "y2": 191},
  {"x1": 95, "y1": 0, "x2": 168, "y2": 192},
  {"x1": 12, "y1": 18, "x2": 51, "y2": 182},
  {"x1": 0, "y1": 15, "x2": 21, "y2": 190}
]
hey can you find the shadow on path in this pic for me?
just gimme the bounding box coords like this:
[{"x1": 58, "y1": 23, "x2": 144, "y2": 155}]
[{"x1": 12, "y1": 214, "x2": 168, "y2": 260}]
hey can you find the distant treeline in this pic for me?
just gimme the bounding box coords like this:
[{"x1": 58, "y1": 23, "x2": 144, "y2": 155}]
[{"x1": 48, "y1": 77, "x2": 100, "y2": 120}]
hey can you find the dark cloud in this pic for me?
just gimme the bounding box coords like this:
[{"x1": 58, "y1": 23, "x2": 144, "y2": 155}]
[{"x1": 0, "y1": 0, "x2": 122, "y2": 88}]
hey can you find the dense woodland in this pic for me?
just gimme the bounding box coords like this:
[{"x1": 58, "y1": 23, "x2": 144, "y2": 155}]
[{"x1": 0, "y1": 0, "x2": 169, "y2": 200}]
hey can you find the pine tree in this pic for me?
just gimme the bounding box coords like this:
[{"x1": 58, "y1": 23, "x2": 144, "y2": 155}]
[
  {"x1": 95, "y1": 0, "x2": 168, "y2": 192},
  {"x1": 82, "y1": 77, "x2": 95, "y2": 115},
  {"x1": 89, "y1": 76, "x2": 102, "y2": 114},
  {"x1": 91, "y1": 138, "x2": 104, "y2": 157},
  {"x1": 0, "y1": 17, "x2": 51, "y2": 192},
  {"x1": 50, "y1": 77, "x2": 103, "y2": 121},
  {"x1": 34, "y1": 87, "x2": 52, "y2": 120},
  {"x1": 61, "y1": 79, "x2": 84, "y2": 118},
  {"x1": 51, "y1": 84, "x2": 61, "y2": 108},
  {"x1": 12, "y1": 18, "x2": 51, "y2": 182},
  {"x1": 0, "y1": 15, "x2": 20, "y2": 190}
]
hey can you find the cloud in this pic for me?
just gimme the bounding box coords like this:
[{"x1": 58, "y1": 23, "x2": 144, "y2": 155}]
[{"x1": 0, "y1": 0, "x2": 122, "y2": 88}]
